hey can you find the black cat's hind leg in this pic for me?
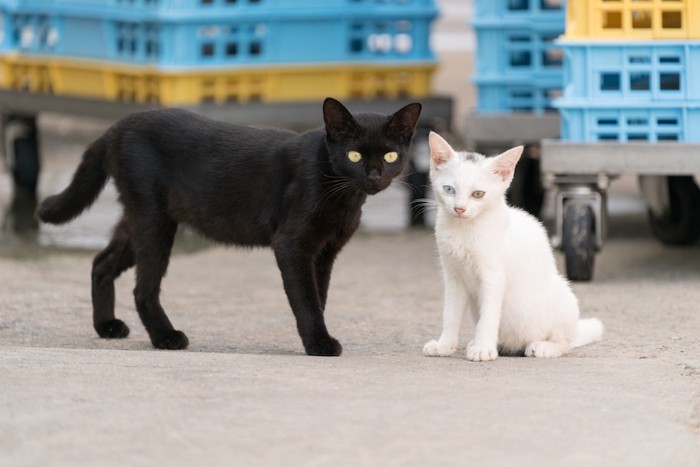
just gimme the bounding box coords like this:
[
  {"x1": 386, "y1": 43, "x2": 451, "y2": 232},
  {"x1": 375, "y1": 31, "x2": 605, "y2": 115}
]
[
  {"x1": 130, "y1": 214, "x2": 188, "y2": 350},
  {"x1": 92, "y1": 217, "x2": 134, "y2": 339}
]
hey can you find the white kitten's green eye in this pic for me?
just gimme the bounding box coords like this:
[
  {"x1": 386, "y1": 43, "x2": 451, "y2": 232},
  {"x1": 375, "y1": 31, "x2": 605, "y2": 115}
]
[
  {"x1": 443, "y1": 185, "x2": 455, "y2": 195},
  {"x1": 472, "y1": 190, "x2": 485, "y2": 199},
  {"x1": 348, "y1": 151, "x2": 362, "y2": 163},
  {"x1": 384, "y1": 151, "x2": 399, "y2": 163}
]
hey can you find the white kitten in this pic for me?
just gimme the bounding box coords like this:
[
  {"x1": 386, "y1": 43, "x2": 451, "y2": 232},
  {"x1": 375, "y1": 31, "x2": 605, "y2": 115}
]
[{"x1": 422, "y1": 132, "x2": 603, "y2": 361}]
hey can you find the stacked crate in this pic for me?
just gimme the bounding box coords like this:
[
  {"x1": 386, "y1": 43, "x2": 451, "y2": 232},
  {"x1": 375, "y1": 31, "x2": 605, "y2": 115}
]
[
  {"x1": 0, "y1": 0, "x2": 438, "y2": 106},
  {"x1": 556, "y1": 0, "x2": 700, "y2": 142},
  {"x1": 471, "y1": 0, "x2": 566, "y2": 114}
]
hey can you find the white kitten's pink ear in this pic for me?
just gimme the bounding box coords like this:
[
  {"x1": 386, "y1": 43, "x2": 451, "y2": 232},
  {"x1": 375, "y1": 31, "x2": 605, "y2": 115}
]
[
  {"x1": 428, "y1": 131, "x2": 453, "y2": 168},
  {"x1": 491, "y1": 146, "x2": 524, "y2": 182}
]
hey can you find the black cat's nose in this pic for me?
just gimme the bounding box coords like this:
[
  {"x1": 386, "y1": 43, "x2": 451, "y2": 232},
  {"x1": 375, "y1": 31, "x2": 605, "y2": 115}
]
[{"x1": 368, "y1": 170, "x2": 381, "y2": 183}]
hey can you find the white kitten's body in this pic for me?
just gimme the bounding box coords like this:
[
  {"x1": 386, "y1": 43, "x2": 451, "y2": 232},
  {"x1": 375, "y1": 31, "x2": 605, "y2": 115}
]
[{"x1": 423, "y1": 133, "x2": 603, "y2": 361}]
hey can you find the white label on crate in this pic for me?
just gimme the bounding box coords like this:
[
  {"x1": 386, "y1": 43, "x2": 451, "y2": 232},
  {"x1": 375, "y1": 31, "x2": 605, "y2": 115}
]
[
  {"x1": 396, "y1": 20, "x2": 413, "y2": 32},
  {"x1": 394, "y1": 34, "x2": 413, "y2": 54},
  {"x1": 21, "y1": 26, "x2": 34, "y2": 48},
  {"x1": 47, "y1": 27, "x2": 59, "y2": 47},
  {"x1": 198, "y1": 26, "x2": 220, "y2": 38},
  {"x1": 254, "y1": 24, "x2": 267, "y2": 37},
  {"x1": 368, "y1": 34, "x2": 392, "y2": 54}
]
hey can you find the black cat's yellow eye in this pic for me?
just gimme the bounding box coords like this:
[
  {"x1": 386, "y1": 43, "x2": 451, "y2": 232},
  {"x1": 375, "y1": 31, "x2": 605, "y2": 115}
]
[
  {"x1": 472, "y1": 190, "x2": 485, "y2": 199},
  {"x1": 384, "y1": 151, "x2": 399, "y2": 163},
  {"x1": 348, "y1": 151, "x2": 362, "y2": 163}
]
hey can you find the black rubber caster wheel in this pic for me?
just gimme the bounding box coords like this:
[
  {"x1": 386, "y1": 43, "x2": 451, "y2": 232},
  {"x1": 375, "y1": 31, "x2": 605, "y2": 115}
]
[
  {"x1": 562, "y1": 202, "x2": 596, "y2": 282},
  {"x1": 647, "y1": 176, "x2": 700, "y2": 246}
]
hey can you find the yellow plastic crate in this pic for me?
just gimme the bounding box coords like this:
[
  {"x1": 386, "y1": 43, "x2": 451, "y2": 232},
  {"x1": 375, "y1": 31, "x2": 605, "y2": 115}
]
[
  {"x1": 0, "y1": 55, "x2": 435, "y2": 105},
  {"x1": 566, "y1": 0, "x2": 700, "y2": 40}
]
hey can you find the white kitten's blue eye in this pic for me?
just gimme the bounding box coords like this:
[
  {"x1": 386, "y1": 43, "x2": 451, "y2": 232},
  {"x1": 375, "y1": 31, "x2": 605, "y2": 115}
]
[{"x1": 443, "y1": 185, "x2": 455, "y2": 195}]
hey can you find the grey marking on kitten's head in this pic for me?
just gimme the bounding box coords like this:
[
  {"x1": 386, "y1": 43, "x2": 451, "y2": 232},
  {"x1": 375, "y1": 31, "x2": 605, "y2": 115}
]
[{"x1": 459, "y1": 152, "x2": 484, "y2": 164}]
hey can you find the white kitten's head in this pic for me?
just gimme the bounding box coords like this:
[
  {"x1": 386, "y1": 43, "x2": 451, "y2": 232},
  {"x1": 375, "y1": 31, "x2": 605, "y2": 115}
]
[{"x1": 428, "y1": 131, "x2": 523, "y2": 221}]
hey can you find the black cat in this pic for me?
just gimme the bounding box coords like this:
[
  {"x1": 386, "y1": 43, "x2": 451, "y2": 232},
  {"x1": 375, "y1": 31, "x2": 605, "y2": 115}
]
[{"x1": 37, "y1": 98, "x2": 422, "y2": 356}]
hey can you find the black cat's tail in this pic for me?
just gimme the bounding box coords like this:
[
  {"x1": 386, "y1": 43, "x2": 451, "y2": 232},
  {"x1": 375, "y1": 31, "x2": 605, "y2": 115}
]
[{"x1": 37, "y1": 136, "x2": 109, "y2": 225}]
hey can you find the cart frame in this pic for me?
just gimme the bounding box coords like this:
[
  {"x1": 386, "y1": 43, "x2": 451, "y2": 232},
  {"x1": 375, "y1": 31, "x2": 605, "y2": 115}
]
[{"x1": 541, "y1": 140, "x2": 700, "y2": 280}]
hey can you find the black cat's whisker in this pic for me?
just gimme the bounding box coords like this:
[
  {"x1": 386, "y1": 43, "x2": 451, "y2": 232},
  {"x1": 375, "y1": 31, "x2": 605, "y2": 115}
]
[
  {"x1": 321, "y1": 172, "x2": 346, "y2": 181},
  {"x1": 322, "y1": 176, "x2": 354, "y2": 193},
  {"x1": 400, "y1": 168, "x2": 417, "y2": 178},
  {"x1": 313, "y1": 179, "x2": 354, "y2": 213},
  {"x1": 393, "y1": 178, "x2": 413, "y2": 188},
  {"x1": 398, "y1": 175, "x2": 433, "y2": 196},
  {"x1": 324, "y1": 183, "x2": 352, "y2": 201},
  {"x1": 393, "y1": 178, "x2": 421, "y2": 194}
]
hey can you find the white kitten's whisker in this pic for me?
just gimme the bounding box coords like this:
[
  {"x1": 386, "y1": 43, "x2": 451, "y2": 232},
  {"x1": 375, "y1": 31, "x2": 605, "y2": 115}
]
[
  {"x1": 412, "y1": 207, "x2": 436, "y2": 221},
  {"x1": 410, "y1": 198, "x2": 439, "y2": 219},
  {"x1": 411, "y1": 198, "x2": 439, "y2": 208}
]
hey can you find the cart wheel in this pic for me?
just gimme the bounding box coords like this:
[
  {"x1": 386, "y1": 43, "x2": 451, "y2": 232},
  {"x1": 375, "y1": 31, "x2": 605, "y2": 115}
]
[
  {"x1": 647, "y1": 176, "x2": 700, "y2": 246},
  {"x1": 4, "y1": 115, "x2": 40, "y2": 195},
  {"x1": 562, "y1": 202, "x2": 596, "y2": 282},
  {"x1": 2, "y1": 115, "x2": 40, "y2": 233}
]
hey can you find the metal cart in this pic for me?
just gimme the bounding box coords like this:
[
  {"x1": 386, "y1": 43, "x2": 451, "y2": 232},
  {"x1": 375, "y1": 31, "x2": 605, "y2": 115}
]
[{"x1": 541, "y1": 140, "x2": 700, "y2": 281}]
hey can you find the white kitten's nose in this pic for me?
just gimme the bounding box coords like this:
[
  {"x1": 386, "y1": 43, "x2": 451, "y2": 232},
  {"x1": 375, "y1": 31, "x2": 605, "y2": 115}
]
[{"x1": 454, "y1": 207, "x2": 465, "y2": 216}]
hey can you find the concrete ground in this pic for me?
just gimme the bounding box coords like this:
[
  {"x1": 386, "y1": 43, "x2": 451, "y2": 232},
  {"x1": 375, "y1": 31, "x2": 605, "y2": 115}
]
[
  {"x1": 1, "y1": 1, "x2": 699, "y2": 463},
  {"x1": 1, "y1": 117, "x2": 699, "y2": 467}
]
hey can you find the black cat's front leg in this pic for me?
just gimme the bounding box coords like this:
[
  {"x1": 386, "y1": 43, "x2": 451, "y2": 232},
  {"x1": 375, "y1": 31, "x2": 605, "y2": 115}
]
[
  {"x1": 130, "y1": 214, "x2": 189, "y2": 350},
  {"x1": 315, "y1": 242, "x2": 342, "y2": 312},
  {"x1": 272, "y1": 237, "x2": 342, "y2": 356}
]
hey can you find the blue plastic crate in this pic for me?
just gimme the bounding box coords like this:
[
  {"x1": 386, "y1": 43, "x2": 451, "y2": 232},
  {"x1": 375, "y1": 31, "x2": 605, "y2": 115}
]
[
  {"x1": 560, "y1": 40, "x2": 700, "y2": 102},
  {"x1": 473, "y1": 0, "x2": 565, "y2": 25},
  {"x1": 475, "y1": 77, "x2": 563, "y2": 114},
  {"x1": 0, "y1": 0, "x2": 437, "y2": 68},
  {"x1": 471, "y1": 0, "x2": 565, "y2": 114},
  {"x1": 474, "y1": 23, "x2": 564, "y2": 81},
  {"x1": 4, "y1": 0, "x2": 438, "y2": 15},
  {"x1": 557, "y1": 103, "x2": 700, "y2": 142}
]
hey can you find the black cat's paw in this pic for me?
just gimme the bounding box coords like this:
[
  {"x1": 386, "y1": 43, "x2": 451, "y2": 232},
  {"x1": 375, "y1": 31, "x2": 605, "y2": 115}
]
[
  {"x1": 152, "y1": 330, "x2": 189, "y2": 350},
  {"x1": 95, "y1": 319, "x2": 130, "y2": 339},
  {"x1": 304, "y1": 335, "x2": 343, "y2": 357}
]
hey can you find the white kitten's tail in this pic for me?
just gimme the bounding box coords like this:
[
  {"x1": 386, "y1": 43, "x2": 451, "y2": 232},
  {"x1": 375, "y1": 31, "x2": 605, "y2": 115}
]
[{"x1": 571, "y1": 318, "x2": 604, "y2": 348}]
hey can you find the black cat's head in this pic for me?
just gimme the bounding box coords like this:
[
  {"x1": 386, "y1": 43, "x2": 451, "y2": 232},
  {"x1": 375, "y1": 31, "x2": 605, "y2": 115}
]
[{"x1": 323, "y1": 97, "x2": 422, "y2": 195}]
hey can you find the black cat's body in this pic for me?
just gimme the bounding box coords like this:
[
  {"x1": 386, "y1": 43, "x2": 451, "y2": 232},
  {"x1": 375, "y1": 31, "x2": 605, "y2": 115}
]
[{"x1": 37, "y1": 98, "x2": 421, "y2": 355}]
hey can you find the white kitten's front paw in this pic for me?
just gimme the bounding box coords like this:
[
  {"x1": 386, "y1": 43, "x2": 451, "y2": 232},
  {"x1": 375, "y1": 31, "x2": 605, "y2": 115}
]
[
  {"x1": 524, "y1": 341, "x2": 565, "y2": 358},
  {"x1": 466, "y1": 340, "x2": 498, "y2": 362},
  {"x1": 423, "y1": 339, "x2": 457, "y2": 357}
]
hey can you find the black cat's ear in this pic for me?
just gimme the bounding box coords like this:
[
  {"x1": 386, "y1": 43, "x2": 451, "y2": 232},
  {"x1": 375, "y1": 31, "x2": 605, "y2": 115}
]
[
  {"x1": 323, "y1": 97, "x2": 360, "y2": 142},
  {"x1": 386, "y1": 102, "x2": 422, "y2": 144}
]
